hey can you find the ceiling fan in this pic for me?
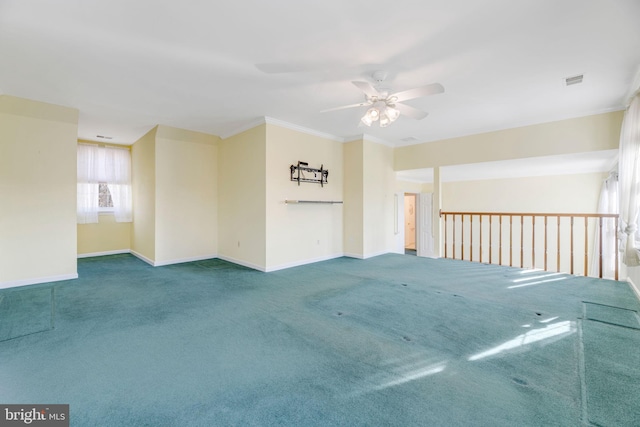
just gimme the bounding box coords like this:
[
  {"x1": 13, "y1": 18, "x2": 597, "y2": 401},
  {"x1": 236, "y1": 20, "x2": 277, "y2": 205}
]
[{"x1": 321, "y1": 71, "x2": 444, "y2": 127}]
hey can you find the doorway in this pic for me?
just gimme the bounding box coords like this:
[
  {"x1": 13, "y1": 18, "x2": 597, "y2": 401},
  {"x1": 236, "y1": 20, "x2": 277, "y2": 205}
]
[{"x1": 404, "y1": 194, "x2": 417, "y2": 255}]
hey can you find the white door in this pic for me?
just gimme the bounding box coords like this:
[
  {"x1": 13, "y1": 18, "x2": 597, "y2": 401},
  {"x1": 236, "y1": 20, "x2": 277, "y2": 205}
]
[
  {"x1": 417, "y1": 193, "x2": 434, "y2": 257},
  {"x1": 393, "y1": 193, "x2": 405, "y2": 254}
]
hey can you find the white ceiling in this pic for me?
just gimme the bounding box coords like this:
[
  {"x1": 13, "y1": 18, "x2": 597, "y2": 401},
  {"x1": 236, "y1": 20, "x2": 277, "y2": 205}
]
[{"x1": 0, "y1": 0, "x2": 639, "y2": 146}]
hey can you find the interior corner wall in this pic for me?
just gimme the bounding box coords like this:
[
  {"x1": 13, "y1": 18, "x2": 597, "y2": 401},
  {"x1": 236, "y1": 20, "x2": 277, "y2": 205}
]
[
  {"x1": 0, "y1": 95, "x2": 79, "y2": 288},
  {"x1": 362, "y1": 140, "x2": 395, "y2": 257},
  {"x1": 154, "y1": 126, "x2": 219, "y2": 266},
  {"x1": 264, "y1": 124, "x2": 344, "y2": 271},
  {"x1": 343, "y1": 139, "x2": 395, "y2": 259},
  {"x1": 218, "y1": 125, "x2": 267, "y2": 270},
  {"x1": 131, "y1": 127, "x2": 157, "y2": 264},
  {"x1": 343, "y1": 139, "x2": 364, "y2": 257}
]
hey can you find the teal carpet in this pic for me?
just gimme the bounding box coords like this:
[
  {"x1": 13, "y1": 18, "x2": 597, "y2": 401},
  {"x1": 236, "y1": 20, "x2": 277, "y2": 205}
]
[{"x1": 1, "y1": 254, "x2": 639, "y2": 426}]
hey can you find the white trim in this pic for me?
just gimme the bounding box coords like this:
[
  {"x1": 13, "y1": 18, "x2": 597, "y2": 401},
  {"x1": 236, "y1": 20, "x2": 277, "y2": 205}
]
[
  {"x1": 265, "y1": 253, "x2": 344, "y2": 272},
  {"x1": 627, "y1": 277, "x2": 640, "y2": 303},
  {"x1": 78, "y1": 249, "x2": 130, "y2": 258},
  {"x1": 264, "y1": 117, "x2": 343, "y2": 142},
  {"x1": 219, "y1": 117, "x2": 266, "y2": 140},
  {"x1": 154, "y1": 254, "x2": 218, "y2": 267},
  {"x1": 362, "y1": 250, "x2": 392, "y2": 259},
  {"x1": 0, "y1": 273, "x2": 78, "y2": 290},
  {"x1": 220, "y1": 116, "x2": 343, "y2": 142},
  {"x1": 344, "y1": 251, "x2": 390, "y2": 259},
  {"x1": 344, "y1": 252, "x2": 365, "y2": 259},
  {"x1": 343, "y1": 133, "x2": 395, "y2": 147},
  {"x1": 130, "y1": 250, "x2": 155, "y2": 266},
  {"x1": 217, "y1": 255, "x2": 266, "y2": 272}
]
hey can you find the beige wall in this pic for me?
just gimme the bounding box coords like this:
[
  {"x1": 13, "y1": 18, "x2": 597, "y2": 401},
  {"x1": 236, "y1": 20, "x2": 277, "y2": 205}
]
[
  {"x1": 155, "y1": 126, "x2": 218, "y2": 265},
  {"x1": 265, "y1": 124, "x2": 343, "y2": 270},
  {"x1": 217, "y1": 125, "x2": 267, "y2": 270},
  {"x1": 395, "y1": 111, "x2": 623, "y2": 171},
  {"x1": 343, "y1": 138, "x2": 395, "y2": 258},
  {"x1": 77, "y1": 214, "x2": 131, "y2": 255},
  {"x1": 363, "y1": 140, "x2": 395, "y2": 257},
  {"x1": 343, "y1": 140, "x2": 364, "y2": 257},
  {"x1": 442, "y1": 172, "x2": 607, "y2": 213},
  {"x1": 0, "y1": 95, "x2": 78, "y2": 287},
  {"x1": 131, "y1": 127, "x2": 157, "y2": 263},
  {"x1": 394, "y1": 180, "x2": 427, "y2": 194}
]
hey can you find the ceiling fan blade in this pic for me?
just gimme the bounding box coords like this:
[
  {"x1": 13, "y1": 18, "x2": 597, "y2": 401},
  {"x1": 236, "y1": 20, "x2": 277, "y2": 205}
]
[
  {"x1": 321, "y1": 101, "x2": 372, "y2": 113},
  {"x1": 391, "y1": 83, "x2": 444, "y2": 102},
  {"x1": 396, "y1": 103, "x2": 429, "y2": 120},
  {"x1": 352, "y1": 81, "x2": 380, "y2": 98}
]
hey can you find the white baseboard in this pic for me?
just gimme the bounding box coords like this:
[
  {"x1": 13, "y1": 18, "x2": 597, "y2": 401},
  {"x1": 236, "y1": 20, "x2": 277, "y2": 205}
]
[
  {"x1": 626, "y1": 277, "x2": 640, "y2": 302},
  {"x1": 217, "y1": 255, "x2": 266, "y2": 272},
  {"x1": 344, "y1": 251, "x2": 392, "y2": 260},
  {"x1": 154, "y1": 254, "x2": 218, "y2": 267},
  {"x1": 78, "y1": 249, "x2": 131, "y2": 258},
  {"x1": 265, "y1": 253, "x2": 344, "y2": 272},
  {"x1": 0, "y1": 273, "x2": 78, "y2": 290},
  {"x1": 130, "y1": 250, "x2": 155, "y2": 266},
  {"x1": 86, "y1": 250, "x2": 217, "y2": 268},
  {"x1": 343, "y1": 252, "x2": 365, "y2": 259},
  {"x1": 363, "y1": 250, "x2": 390, "y2": 259}
]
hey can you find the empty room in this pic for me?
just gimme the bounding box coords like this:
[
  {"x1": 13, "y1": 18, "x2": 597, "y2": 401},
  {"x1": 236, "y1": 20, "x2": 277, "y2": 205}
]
[{"x1": 1, "y1": 1, "x2": 640, "y2": 425}]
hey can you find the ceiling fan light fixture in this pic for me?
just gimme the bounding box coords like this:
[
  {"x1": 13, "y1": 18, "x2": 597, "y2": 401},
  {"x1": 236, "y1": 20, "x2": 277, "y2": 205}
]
[
  {"x1": 385, "y1": 105, "x2": 400, "y2": 121},
  {"x1": 379, "y1": 112, "x2": 391, "y2": 127},
  {"x1": 366, "y1": 107, "x2": 380, "y2": 121},
  {"x1": 361, "y1": 114, "x2": 373, "y2": 126}
]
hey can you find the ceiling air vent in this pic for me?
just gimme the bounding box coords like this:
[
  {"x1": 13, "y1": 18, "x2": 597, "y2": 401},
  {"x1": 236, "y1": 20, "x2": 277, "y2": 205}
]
[
  {"x1": 96, "y1": 135, "x2": 113, "y2": 140},
  {"x1": 565, "y1": 74, "x2": 584, "y2": 86},
  {"x1": 401, "y1": 136, "x2": 418, "y2": 143}
]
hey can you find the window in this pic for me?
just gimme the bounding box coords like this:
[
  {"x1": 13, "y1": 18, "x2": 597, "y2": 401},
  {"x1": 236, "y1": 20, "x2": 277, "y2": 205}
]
[
  {"x1": 98, "y1": 183, "x2": 114, "y2": 211},
  {"x1": 77, "y1": 144, "x2": 132, "y2": 224}
]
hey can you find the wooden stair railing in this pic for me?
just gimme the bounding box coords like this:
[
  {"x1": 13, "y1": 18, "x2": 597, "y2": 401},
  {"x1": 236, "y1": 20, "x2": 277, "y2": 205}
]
[{"x1": 440, "y1": 211, "x2": 619, "y2": 280}]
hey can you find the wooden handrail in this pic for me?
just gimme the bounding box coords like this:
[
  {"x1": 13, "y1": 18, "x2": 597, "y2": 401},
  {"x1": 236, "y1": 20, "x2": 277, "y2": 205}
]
[
  {"x1": 441, "y1": 211, "x2": 618, "y2": 218},
  {"x1": 440, "y1": 211, "x2": 619, "y2": 280}
]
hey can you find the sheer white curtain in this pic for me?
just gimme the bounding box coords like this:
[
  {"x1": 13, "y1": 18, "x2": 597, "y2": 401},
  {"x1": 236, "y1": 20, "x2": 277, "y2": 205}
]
[
  {"x1": 591, "y1": 172, "x2": 619, "y2": 277},
  {"x1": 77, "y1": 144, "x2": 100, "y2": 224},
  {"x1": 104, "y1": 146, "x2": 133, "y2": 222},
  {"x1": 77, "y1": 144, "x2": 132, "y2": 224},
  {"x1": 618, "y1": 94, "x2": 640, "y2": 266}
]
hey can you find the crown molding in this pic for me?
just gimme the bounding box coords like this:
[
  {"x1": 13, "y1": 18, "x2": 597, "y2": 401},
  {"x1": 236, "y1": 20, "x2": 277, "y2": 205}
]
[
  {"x1": 626, "y1": 64, "x2": 640, "y2": 105},
  {"x1": 344, "y1": 133, "x2": 395, "y2": 147},
  {"x1": 264, "y1": 117, "x2": 344, "y2": 142},
  {"x1": 220, "y1": 116, "x2": 344, "y2": 142},
  {"x1": 219, "y1": 117, "x2": 267, "y2": 140}
]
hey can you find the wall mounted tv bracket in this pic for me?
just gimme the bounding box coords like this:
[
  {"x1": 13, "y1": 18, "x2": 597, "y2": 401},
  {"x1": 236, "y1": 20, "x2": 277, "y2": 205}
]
[{"x1": 290, "y1": 161, "x2": 329, "y2": 187}]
